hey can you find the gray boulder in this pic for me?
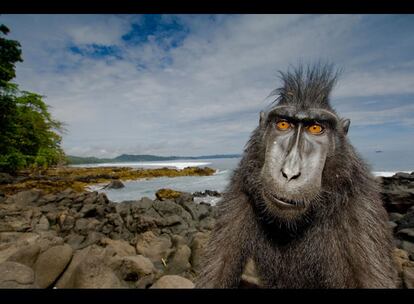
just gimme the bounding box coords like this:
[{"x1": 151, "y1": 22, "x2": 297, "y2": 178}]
[
  {"x1": 0, "y1": 261, "x2": 37, "y2": 288},
  {"x1": 34, "y1": 244, "x2": 73, "y2": 288},
  {"x1": 111, "y1": 255, "x2": 157, "y2": 288},
  {"x1": 100, "y1": 238, "x2": 136, "y2": 257},
  {"x1": 190, "y1": 232, "x2": 210, "y2": 273},
  {"x1": 135, "y1": 231, "x2": 172, "y2": 268},
  {"x1": 7, "y1": 243, "x2": 41, "y2": 268},
  {"x1": 104, "y1": 180, "x2": 125, "y2": 189},
  {"x1": 71, "y1": 251, "x2": 124, "y2": 288},
  {"x1": 150, "y1": 275, "x2": 194, "y2": 288},
  {"x1": 164, "y1": 235, "x2": 191, "y2": 276}
]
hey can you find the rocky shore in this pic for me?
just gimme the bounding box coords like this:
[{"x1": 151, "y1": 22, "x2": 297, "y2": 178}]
[
  {"x1": 0, "y1": 171, "x2": 413, "y2": 288},
  {"x1": 0, "y1": 166, "x2": 216, "y2": 195}
]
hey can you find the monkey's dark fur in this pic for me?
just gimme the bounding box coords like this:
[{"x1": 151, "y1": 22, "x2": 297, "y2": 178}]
[{"x1": 196, "y1": 64, "x2": 398, "y2": 288}]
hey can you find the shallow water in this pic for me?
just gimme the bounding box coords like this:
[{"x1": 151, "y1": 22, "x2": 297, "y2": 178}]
[{"x1": 78, "y1": 157, "x2": 412, "y2": 204}]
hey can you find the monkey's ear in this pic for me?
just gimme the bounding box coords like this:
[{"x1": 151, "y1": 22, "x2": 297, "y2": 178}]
[
  {"x1": 341, "y1": 118, "x2": 350, "y2": 135},
  {"x1": 260, "y1": 111, "x2": 266, "y2": 128}
]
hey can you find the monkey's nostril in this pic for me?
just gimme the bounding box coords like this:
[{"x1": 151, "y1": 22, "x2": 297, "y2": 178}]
[{"x1": 281, "y1": 169, "x2": 301, "y2": 181}]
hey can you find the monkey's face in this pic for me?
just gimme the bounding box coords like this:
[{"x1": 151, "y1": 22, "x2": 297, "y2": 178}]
[{"x1": 259, "y1": 106, "x2": 348, "y2": 220}]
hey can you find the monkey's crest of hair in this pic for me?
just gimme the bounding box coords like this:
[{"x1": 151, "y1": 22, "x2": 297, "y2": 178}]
[{"x1": 271, "y1": 63, "x2": 340, "y2": 110}]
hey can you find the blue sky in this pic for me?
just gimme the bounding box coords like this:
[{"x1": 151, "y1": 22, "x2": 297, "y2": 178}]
[{"x1": 1, "y1": 14, "x2": 414, "y2": 170}]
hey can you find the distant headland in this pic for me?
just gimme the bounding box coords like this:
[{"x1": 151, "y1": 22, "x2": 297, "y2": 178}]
[{"x1": 67, "y1": 154, "x2": 242, "y2": 165}]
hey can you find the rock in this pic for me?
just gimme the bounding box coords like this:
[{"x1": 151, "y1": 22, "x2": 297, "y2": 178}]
[
  {"x1": 135, "y1": 231, "x2": 172, "y2": 267},
  {"x1": 401, "y1": 241, "x2": 414, "y2": 256},
  {"x1": 74, "y1": 218, "x2": 100, "y2": 235},
  {"x1": 381, "y1": 186, "x2": 414, "y2": 214},
  {"x1": 111, "y1": 255, "x2": 156, "y2": 288},
  {"x1": 165, "y1": 243, "x2": 191, "y2": 275},
  {"x1": 394, "y1": 248, "x2": 410, "y2": 275},
  {"x1": 34, "y1": 244, "x2": 73, "y2": 288},
  {"x1": 35, "y1": 215, "x2": 50, "y2": 232},
  {"x1": 190, "y1": 232, "x2": 210, "y2": 273},
  {"x1": 10, "y1": 189, "x2": 42, "y2": 206},
  {"x1": 100, "y1": 238, "x2": 136, "y2": 257},
  {"x1": 0, "y1": 173, "x2": 14, "y2": 184},
  {"x1": 198, "y1": 217, "x2": 215, "y2": 230},
  {"x1": 0, "y1": 233, "x2": 40, "y2": 264},
  {"x1": 55, "y1": 246, "x2": 94, "y2": 288},
  {"x1": 7, "y1": 244, "x2": 41, "y2": 268},
  {"x1": 64, "y1": 234, "x2": 86, "y2": 250},
  {"x1": 193, "y1": 190, "x2": 221, "y2": 197},
  {"x1": 0, "y1": 261, "x2": 37, "y2": 288},
  {"x1": 104, "y1": 180, "x2": 125, "y2": 189},
  {"x1": 150, "y1": 275, "x2": 194, "y2": 288},
  {"x1": 71, "y1": 250, "x2": 124, "y2": 288},
  {"x1": 153, "y1": 199, "x2": 185, "y2": 217},
  {"x1": 397, "y1": 228, "x2": 414, "y2": 243},
  {"x1": 403, "y1": 263, "x2": 414, "y2": 288},
  {"x1": 79, "y1": 204, "x2": 98, "y2": 218},
  {"x1": 397, "y1": 212, "x2": 414, "y2": 230},
  {"x1": 389, "y1": 212, "x2": 404, "y2": 222},
  {"x1": 389, "y1": 221, "x2": 397, "y2": 230},
  {"x1": 156, "y1": 189, "x2": 182, "y2": 201},
  {"x1": 58, "y1": 213, "x2": 75, "y2": 232},
  {"x1": 79, "y1": 231, "x2": 105, "y2": 249}
]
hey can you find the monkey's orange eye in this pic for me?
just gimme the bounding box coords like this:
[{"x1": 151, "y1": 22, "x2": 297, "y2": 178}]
[
  {"x1": 307, "y1": 124, "x2": 324, "y2": 134},
  {"x1": 276, "y1": 121, "x2": 291, "y2": 131}
]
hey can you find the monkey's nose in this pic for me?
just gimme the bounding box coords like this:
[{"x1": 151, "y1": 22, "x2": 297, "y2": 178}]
[{"x1": 281, "y1": 169, "x2": 301, "y2": 181}]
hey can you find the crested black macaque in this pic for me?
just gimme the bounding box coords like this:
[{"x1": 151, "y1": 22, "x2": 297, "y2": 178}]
[{"x1": 196, "y1": 64, "x2": 398, "y2": 288}]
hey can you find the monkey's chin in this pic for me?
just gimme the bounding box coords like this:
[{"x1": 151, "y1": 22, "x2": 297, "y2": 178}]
[{"x1": 262, "y1": 190, "x2": 308, "y2": 220}]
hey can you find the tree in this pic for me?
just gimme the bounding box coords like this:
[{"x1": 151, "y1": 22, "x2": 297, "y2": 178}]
[{"x1": 0, "y1": 24, "x2": 65, "y2": 173}]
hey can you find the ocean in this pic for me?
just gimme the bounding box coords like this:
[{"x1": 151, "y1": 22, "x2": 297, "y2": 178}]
[{"x1": 75, "y1": 155, "x2": 413, "y2": 204}]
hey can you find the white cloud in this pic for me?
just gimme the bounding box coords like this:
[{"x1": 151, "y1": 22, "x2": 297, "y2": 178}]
[{"x1": 1, "y1": 14, "x2": 414, "y2": 158}]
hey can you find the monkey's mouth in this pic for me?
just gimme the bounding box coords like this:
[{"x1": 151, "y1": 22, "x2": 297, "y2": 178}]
[{"x1": 263, "y1": 191, "x2": 305, "y2": 209}]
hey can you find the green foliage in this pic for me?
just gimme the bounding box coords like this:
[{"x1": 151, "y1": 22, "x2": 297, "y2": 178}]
[{"x1": 0, "y1": 24, "x2": 65, "y2": 173}]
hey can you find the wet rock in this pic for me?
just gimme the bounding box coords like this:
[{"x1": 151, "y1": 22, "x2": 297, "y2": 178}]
[
  {"x1": 104, "y1": 180, "x2": 125, "y2": 189},
  {"x1": 156, "y1": 189, "x2": 182, "y2": 201},
  {"x1": 0, "y1": 261, "x2": 37, "y2": 288},
  {"x1": 150, "y1": 275, "x2": 194, "y2": 288},
  {"x1": 34, "y1": 244, "x2": 73, "y2": 288}
]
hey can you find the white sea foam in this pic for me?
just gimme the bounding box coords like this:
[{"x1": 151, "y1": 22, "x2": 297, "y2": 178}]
[
  {"x1": 372, "y1": 171, "x2": 412, "y2": 177},
  {"x1": 71, "y1": 161, "x2": 212, "y2": 170}
]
